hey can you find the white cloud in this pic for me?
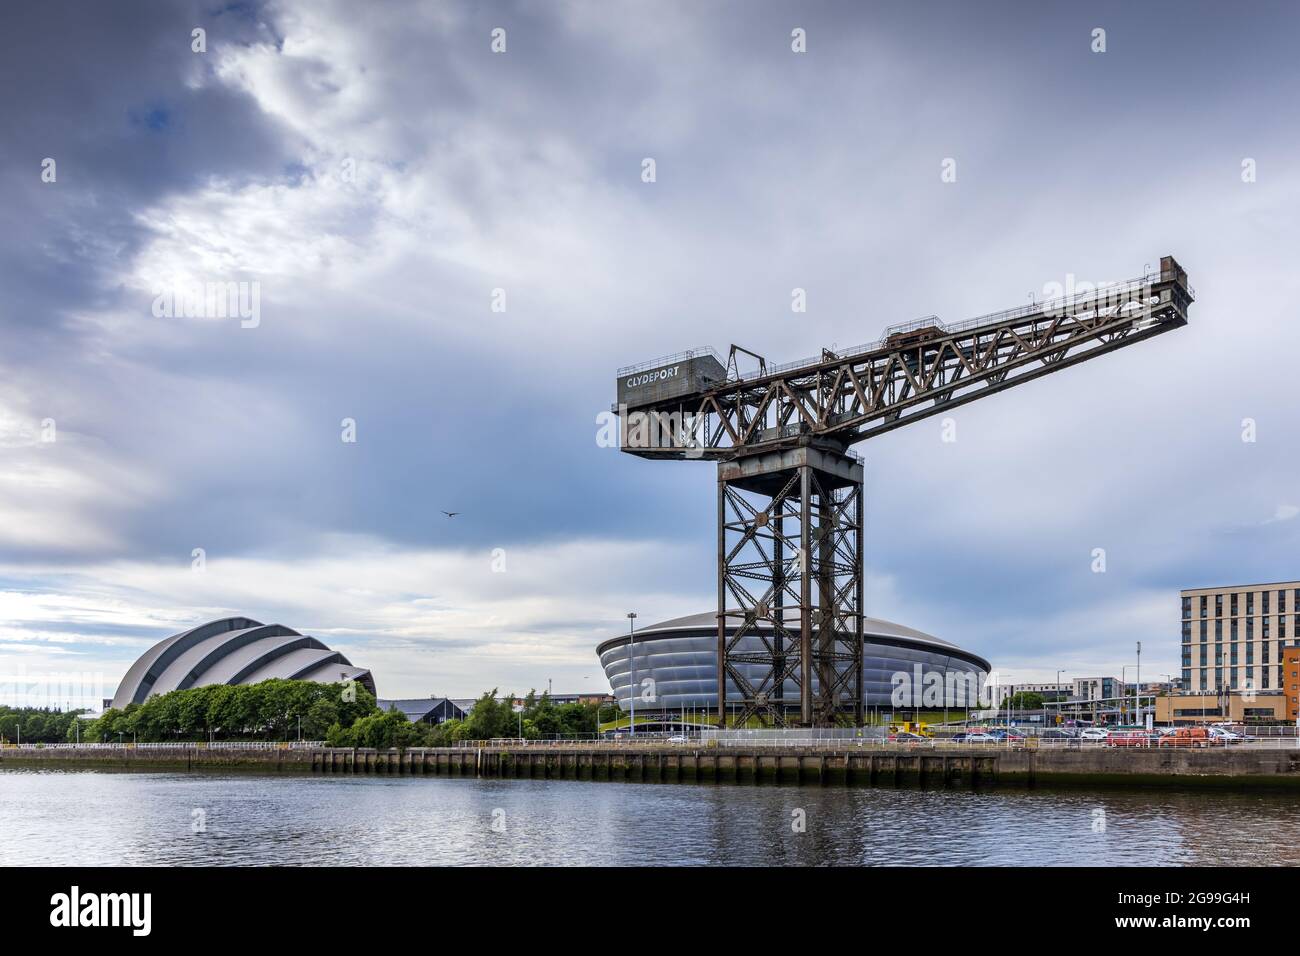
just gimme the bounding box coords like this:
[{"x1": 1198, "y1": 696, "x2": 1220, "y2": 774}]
[
  {"x1": 0, "y1": 534, "x2": 704, "y2": 702},
  {"x1": 1264, "y1": 504, "x2": 1299, "y2": 524}
]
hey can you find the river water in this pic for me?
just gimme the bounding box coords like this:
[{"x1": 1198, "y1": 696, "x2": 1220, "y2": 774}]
[{"x1": 2, "y1": 769, "x2": 1296, "y2": 866}]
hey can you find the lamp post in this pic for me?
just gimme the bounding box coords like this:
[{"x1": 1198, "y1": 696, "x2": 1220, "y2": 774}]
[
  {"x1": 1136, "y1": 641, "x2": 1142, "y2": 728},
  {"x1": 627, "y1": 612, "x2": 637, "y2": 738},
  {"x1": 1001, "y1": 673, "x2": 1013, "y2": 731}
]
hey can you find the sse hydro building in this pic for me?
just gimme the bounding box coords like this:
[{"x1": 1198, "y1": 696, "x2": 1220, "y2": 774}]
[{"x1": 597, "y1": 611, "x2": 990, "y2": 719}]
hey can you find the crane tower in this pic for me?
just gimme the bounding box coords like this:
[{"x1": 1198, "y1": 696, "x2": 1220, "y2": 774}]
[{"x1": 615, "y1": 256, "x2": 1193, "y2": 728}]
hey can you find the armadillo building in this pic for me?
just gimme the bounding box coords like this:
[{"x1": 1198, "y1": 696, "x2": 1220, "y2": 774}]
[
  {"x1": 111, "y1": 616, "x2": 376, "y2": 709},
  {"x1": 597, "y1": 611, "x2": 990, "y2": 717}
]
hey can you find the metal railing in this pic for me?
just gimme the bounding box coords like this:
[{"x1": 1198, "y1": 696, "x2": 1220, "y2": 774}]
[
  {"x1": 617, "y1": 347, "x2": 722, "y2": 377},
  {"x1": 433, "y1": 729, "x2": 1300, "y2": 751},
  {"x1": 615, "y1": 268, "x2": 1191, "y2": 396},
  {"x1": 1, "y1": 740, "x2": 324, "y2": 750},
  {"x1": 740, "y1": 270, "x2": 1177, "y2": 383}
]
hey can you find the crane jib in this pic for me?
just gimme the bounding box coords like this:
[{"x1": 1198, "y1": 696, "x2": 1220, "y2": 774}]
[{"x1": 614, "y1": 255, "x2": 1192, "y2": 459}]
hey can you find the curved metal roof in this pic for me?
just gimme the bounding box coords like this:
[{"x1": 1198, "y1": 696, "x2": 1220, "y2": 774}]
[
  {"x1": 111, "y1": 616, "x2": 376, "y2": 708},
  {"x1": 595, "y1": 610, "x2": 990, "y2": 671}
]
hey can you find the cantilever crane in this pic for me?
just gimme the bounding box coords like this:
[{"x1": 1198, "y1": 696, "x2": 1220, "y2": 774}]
[{"x1": 615, "y1": 256, "x2": 1193, "y2": 728}]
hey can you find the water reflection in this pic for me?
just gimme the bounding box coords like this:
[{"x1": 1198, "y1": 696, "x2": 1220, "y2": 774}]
[{"x1": 1, "y1": 770, "x2": 1297, "y2": 866}]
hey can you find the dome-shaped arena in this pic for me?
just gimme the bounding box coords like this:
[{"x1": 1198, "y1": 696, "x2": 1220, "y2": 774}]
[
  {"x1": 111, "y1": 616, "x2": 376, "y2": 709},
  {"x1": 597, "y1": 611, "x2": 990, "y2": 716}
]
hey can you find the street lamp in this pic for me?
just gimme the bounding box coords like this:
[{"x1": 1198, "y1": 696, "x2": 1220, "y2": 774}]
[
  {"x1": 627, "y1": 612, "x2": 637, "y2": 738},
  {"x1": 1136, "y1": 641, "x2": 1142, "y2": 728},
  {"x1": 1051, "y1": 670, "x2": 1069, "y2": 726}
]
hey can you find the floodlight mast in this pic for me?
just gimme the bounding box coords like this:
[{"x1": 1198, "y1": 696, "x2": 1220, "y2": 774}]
[{"x1": 615, "y1": 256, "x2": 1193, "y2": 728}]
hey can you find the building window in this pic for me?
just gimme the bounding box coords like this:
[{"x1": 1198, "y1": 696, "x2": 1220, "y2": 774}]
[
  {"x1": 1216, "y1": 620, "x2": 1224, "y2": 641},
  {"x1": 1230, "y1": 619, "x2": 1237, "y2": 640},
  {"x1": 1264, "y1": 592, "x2": 1271, "y2": 615},
  {"x1": 1247, "y1": 618, "x2": 1254, "y2": 640},
  {"x1": 1199, "y1": 645, "x2": 1207, "y2": 666},
  {"x1": 1264, "y1": 642, "x2": 1271, "y2": 664},
  {"x1": 1230, "y1": 669, "x2": 1239, "y2": 689},
  {"x1": 1264, "y1": 617, "x2": 1271, "y2": 639},
  {"x1": 1246, "y1": 643, "x2": 1254, "y2": 664},
  {"x1": 1201, "y1": 596, "x2": 1209, "y2": 619},
  {"x1": 1230, "y1": 644, "x2": 1239, "y2": 665},
  {"x1": 1182, "y1": 621, "x2": 1191, "y2": 641},
  {"x1": 1200, "y1": 671, "x2": 1208, "y2": 691},
  {"x1": 1282, "y1": 590, "x2": 1289, "y2": 613},
  {"x1": 1217, "y1": 595, "x2": 1226, "y2": 616},
  {"x1": 1247, "y1": 593, "x2": 1255, "y2": 615},
  {"x1": 1200, "y1": 620, "x2": 1208, "y2": 642},
  {"x1": 1182, "y1": 667, "x2": 1191, "y2": 686},
  {"x1": 1263, "y1": 668, "x2": 1271, "y2": 689},
  {"x1": 1230, "y1": 594, "x2": 1238, "y2": 616}
]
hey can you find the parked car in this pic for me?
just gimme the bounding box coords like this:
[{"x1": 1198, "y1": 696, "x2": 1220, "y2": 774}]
[
  {"x1": 955, "y1": 732, "x2": 998, "y2": 743},
  {"x1": 667, "y1": 735, "x2": 689, "y2": 744},
  {"x1": 1158, "y1": 726, "x2": 1221, "y2": 748},
  {"x1": 1107, "y1": 731, "x2": 1157, "y2": 748},
  {"x1": 989, "y1": 729, "x2": 1026, "y2": 741},
  {"x1": 1079, "y1": 727, "x2": 1110, "y2": 741},
  {"x1": 1040, "y1": 729, "x2": 1077, "y2": 740},
  {"x1": 887, "y1": 731, "x2": 928, "y2": 743},
  {"x1": 1207, "y1": 727, "x2": 1245, "y2": 744}
]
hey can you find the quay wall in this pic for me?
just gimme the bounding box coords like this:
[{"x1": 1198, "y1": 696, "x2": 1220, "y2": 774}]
[{"x1": 4, "y1": 743, "x2": 1300, "y2": 788}]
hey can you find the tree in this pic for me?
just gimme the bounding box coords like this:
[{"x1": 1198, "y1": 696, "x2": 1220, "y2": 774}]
[
  {"x1": 1008, "y1": 691, "x2": 1045, "y2": 710},
  {"x1": 303, "y1": 697, "x2": 340, "y2": 739},
  {"x1": 462, "y1": 689, "x2": 513, "y2": 740}
]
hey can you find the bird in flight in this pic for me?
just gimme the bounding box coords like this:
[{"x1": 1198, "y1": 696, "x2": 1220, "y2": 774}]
[{"x1": 441, "y1": 511, "x2": 460, "y2": 518}]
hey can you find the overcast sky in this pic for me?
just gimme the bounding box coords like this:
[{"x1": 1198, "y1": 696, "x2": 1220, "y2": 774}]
[{"x1": 3, "y1": 0, "x2": 1299, "y2": 707}]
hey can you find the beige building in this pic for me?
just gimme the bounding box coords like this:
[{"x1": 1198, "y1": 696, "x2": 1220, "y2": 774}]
[
  {"x1": 1181, "y1": 581, "x2": 1300, "y2": 695},
  {"x1": 1154, "y1": 691, "x2": 1288, "y2": 726}
]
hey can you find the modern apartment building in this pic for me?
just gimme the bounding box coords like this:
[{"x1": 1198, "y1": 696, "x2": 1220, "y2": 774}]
[
  {"x1": 1181, "y1": 581, "x2": 1300, "y2": 694},
  {"x1": 1072, "y1": 676, "x2": 1125, "y2": 701},
  {"x1": 991, "y1": 682, "x2": 1071, "y2": 703}
]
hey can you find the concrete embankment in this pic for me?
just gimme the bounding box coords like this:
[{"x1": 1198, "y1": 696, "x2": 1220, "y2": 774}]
[{"x1": 5, "y1": 743, "x2": 1300, "y2": 789}]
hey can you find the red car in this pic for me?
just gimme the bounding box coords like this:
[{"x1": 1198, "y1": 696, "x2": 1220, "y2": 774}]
[
  {"x1": 1107, "y1": 731, "x2": 1157, "y2": 748},
  {"x1": 1158, "y1": 727, "x2": 1222, "y2": 748}
]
